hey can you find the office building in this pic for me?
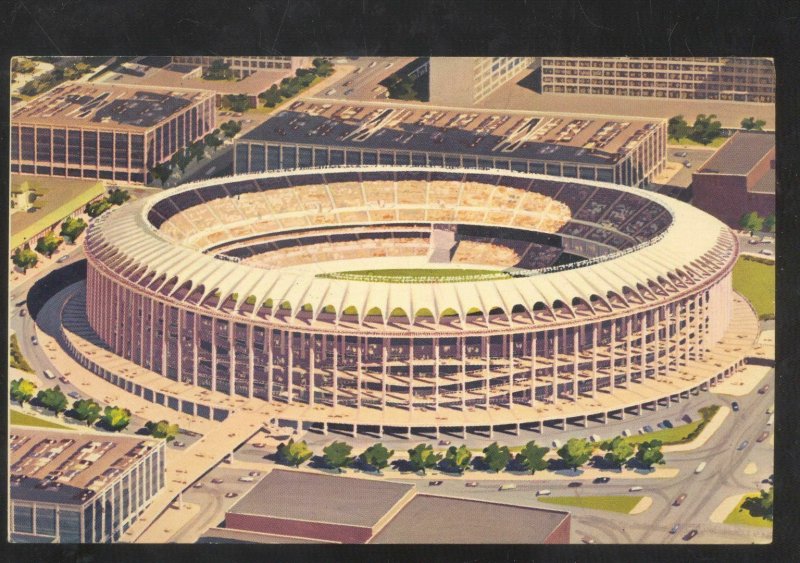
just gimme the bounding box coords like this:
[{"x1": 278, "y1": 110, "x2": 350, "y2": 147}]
[
  {"x1": 172, "y1": 56, "x2": 305, "y2": 78},
  {"x1": 429, "y1": 57, "x2": 534, "y2": 106}
]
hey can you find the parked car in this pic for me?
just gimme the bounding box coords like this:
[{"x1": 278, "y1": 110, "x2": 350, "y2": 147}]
[
  {"x1": 211, "y1": 478, "x2": 224, "y2": 484},
  {"x1": 31, "y1": 335, "x2": 38, "y2": 345},
  {"x1": 629, "y1": 486, "x2": 643, "y2": 492},
  {"x1": 731, "y1": 401, "x2": 740, "y2": 412},
  {"x1": 325, "y1": 88, "x2": 336, "y2": 96},
  {"x1": 581, "y1": 535, "x2": 596, "y2": 544},
  {"x1": 68, "y1": 391, "x2": 81, "y2": 400},
  {"x1": 551, "y1": 440, "x2": 561, "y2": 448},
  {"x1": 759, "y1": 249, "x2": 774, "y2": 256},
  {"x1": 683, "y1": 529, "x2": 698, "y2": 541},
  {"x1": 249, "y1": 471, "x2": 261, "y2": 477},
  {"x1": 43, "y1": 369, "x2": 55, "y2": 380},
  {"x1": 758, "y1": 384, "x2": 770, "y2": 394},
  {"x1": 429, "y1": 481, "x2": 443, "y2": 487},
  {"x1": 673, "y1": 494, "x2": 687, "y2": 506},
  {"x1": 662, "y1": 420, "x2": 673, "y2": 429},
  {"x1": 59, "y1": 376, "x2": 70, "y2": 384},
  {"x1": 536, "y1": 489, "x2": 551, "y2": 496},
  {"x1": 683, "y1": 161, "x2": 692, "y2": 168},
  {"x1": 172, "y1": 441, "x2": 185, "y2": 448},
  {"x1": 193, "y1": 482, "x2": 204, "y2": 488},
  {"x1": 239, "y1": 476, "x2": 255, "y2": 483},
  {"x1": 499, "y1": 484, "x2": 516, "y2": 491},
  {"x1": 756, "y1": 431, "x2": 770, "y2": 443},
  {"x1": 643, "y1": 425, "x2": 654, "y2": 433},
  {"x1": 676, "y1": 151, "x2": 688, "y2": 157},
  {"x1": 737, "y1": 440, "x2": 749, "y2": 451},
  {"x1": 568, "y1": 482, "x2": 583, "y2": 488},
  {"x1": 344, "y1": 89, "x2": 354, "y2": 96},
  {"x1": 767, "y1": 413, "x2": 774, "y2": 426},
  {"x1": 669, "y1": 523, "x2": 681, "y2": 534},
  {"x1": 225, "y1": 492, "x2": 238, "y2": 498},
  {"x1": 589, "y1": 434, "x2": 600, "y2": 443},
  {"x1": 593, "y1": 477, "x2": 611, "y2": 484},
  {"x1": 465, "y1": 481, "x2": 478, "y2": 488},
  {"x1": 19, "y1": 309, "x2": 26, "y2": 317},
  {"x1": 748, "y1": 238, "x2": 760, "y2": 244},
  {"x1": 766, "y1": 404, "x2": 774, "y2": 414},
  {"x1": 438, "y1": 440, "x2": 451, "y2": 446},
  {"x1": 57, "y1": 255, "x2": 70, "y2": 263},
  {"x1": 621, "y1": 428, "x2": 632, "y2": 437}
]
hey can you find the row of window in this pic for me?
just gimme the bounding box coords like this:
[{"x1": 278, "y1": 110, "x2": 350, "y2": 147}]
[{"x1": 541, "y1": 85, "x2": 775, "y2": 102}]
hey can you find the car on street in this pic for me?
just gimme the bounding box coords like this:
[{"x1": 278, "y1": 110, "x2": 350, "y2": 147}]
[
  {"x1": 593, "y1": 477, "x2": 611, "y2": 484},
  {"x1": 683, "y1": 529, "x2": 698, "y2": 541},
  {"x1": 756, "y1": 431, "x2": 770, "y2": 443},
  {"x1": 568, "y1": 482, "x2": 582, "y2": 488},
  {"x1": 225, "y1": 492, "x2": 238, "y2": 498},
  {"x1": 369, "y1": 61, "x2": 377, "y2": 68},
  {"x1": 767, "y1": 413, "x2": 774, "y2": 426},
  {"x1": 669, "y1": 523, "x2": 681, "y2": 534},
  {"x1": 643, "y1": 425, "x2": 654, "y2": 433},
  {"x1": 19, "y1": 309, "x2": 26, "y2": 317},
  {"x1": 429, "y1": 481, "x2": 443, "y2": 486},
  {"x1": 249, "y1": 471, "x2": 261, "y2": 477},
  {"x1": 57, "y1": 255, "x2": 70, "y2": 263},
  {"x1": 662, "y1": 420, "x2": 673, "y2": 429},
  {"x1": 31, "y1": 335, "x2": 38, "y2": 345},
  {"x1": 763, "y1": 474, "x2": 773, "y2": 485},
  {"x1": 68, "y1": 391, "x2": 81, "y2": 400},
  {"x1": 438, "y1": 440, "x2": 451, "y2": 446},
  {"x1": 683, "y1": 161, "x2": 692, "y2": 168},
  {"x1": 211, "y1": 478, "x2": 224, "y2": 484},
  {"x1": 675, "y1": 151, "x2": 687, "y2": 157},
  {"x1": 758, "y1": 384, "x2": 770, "y2": 394},
  {"x1": 465, "y1": 481, "x2": 478, "y2": 487},
  {"x1": 499, "y1": 484, "x2": 516, "y2": 491},
  {"x1": 581, "y1": 536, "x2": 595, "y2": 544},
  {"x1": 695, "y1": 462, "x2": 707, "y2": 474},
  {"x1": 385, "y1": 62, "x2": 394, "y2": 68},
  {"x1": 536, "y1": 489, "x2": 551, "y2": 496},
  {"x1": 766, "y1": 404, "x2": 774, "y2": 414},
  {"x1": 759, "y1": 249, "x2": 774, "y2": 256},
  {"x1": 344, "y1": 89, "x2": 354, "y2": 96},
  {"x1": 621, "y1": 428, "x2": 632, "y2": 437},
  {"x1": 731, "y1": 401, "x2": 740, "y2": 412},
  {"x1": 43, "y1": 369, "x2": 55, "y2": 380},
  {"x1": 737, "y1": 440, "x2": 749, "y2": 451},
  {"x1": 193, "y1": 482, "x2": 203, "y2": 488},
  {"x1": 629, "y1": 486, "x2": 643, "y2": 492},
  {"x1": 59, "y1": 376, "x2": 70, "y2": 384},
  {"x1": 673, "y1": 493, "x2": 687, "y2": 506},
  {"x1": 251, "y1": 442, "x2": 265, "y2": 448},
  {"x1": 748, "y1": 238, "x2": 760, "y2": 244}
]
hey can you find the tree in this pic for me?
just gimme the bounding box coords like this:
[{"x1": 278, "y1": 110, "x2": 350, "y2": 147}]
[
  {"x1": 107, "y1": 188, "x2": 130, "y2": 205},
  {"x1": 516, "y1": 441, "x2": 549, "y2": 474},
  {"x1": 220, "y1": 119, "x2": 242, "y2": 138},
  {"x1": 601, "y1": 436, "x2": 635, "y2": 469},
  {"x1": 557, "y1": 438, "x2": 594, "y2": 471},
  {"x1": 739, "y1": 211, "x2": 764, "y2": 233},
  {"x1": 323, "y1": 441, "x2": 354, "y2": 472},
  {"x1": 171, "y1": 148, "x2": 193, "y2": 173},
  {"x1": 145, "y1": 420, "x2": 180, "y2": 441},
  {"x1": 204, "y1": 58, "x2": 234, "y2": 80},
  {"x1": 690, "y1": 113, "x2": 723, "y2": 145},
  {"x1": 482, "y1": 442, "x2": 512, "y2": 473},
  {"x1": 441, "y1": 444, "x2": 473, "y2": 474},
  {"x1": 635, "y1": 440, "x2": 665, "y2": 469},
  {"x1": 759, "y1": 486, "x2": 774, "y2": 518},
  {"x1": 260, "y1": 85, "x2": 283, "y2": 107},
  {"x1": 188, "y1": 140, "x2": 206, "y2": 163},
  {"x1": 85, "y1": 199, "x2": 112, "y2": 218},
  {"x1": 204, "y1": 130, "x2": 224, "y2": 152},
  {"x1": 60, "y1": 217, "x2": 87, "y2": 242},
  {"x1": 101, "y1": 406, "x2": 132, "y2": 431},
  {"x1": 35, "y1": 233, "x2": 63, "y2": 257},
  {"x1": 668, "y1": 115, "x2": 691, "y2": 140},
  {"x1": 407, "y1": 443, "x2": 442, "y2": 474},
  {"x1": 763, "y1": 213, "x2": 776, "y2": 233},
  {"x1": 741, "y1": 116, "x2": 766, "y2": 131},
  {"x1": 71, "y1": 399, "x2": 102, "y2": 427},
  {"x1": 359, "y1": 443, "x2": 394, "y2": 472},
  {"x1": 37, "y1": 386, "x2": 68, "y2": 415},
  {"x1": 312, "y1": 57, "x2": 334, "y2": 77},
  {"x1": 149, "y1": 163, "x2": 172, "y2": 186},
  {"x1": 276, "y1": 438, "x2": 313, "y2": 467},
  {"x1": 12, "y1": 57, "x2": 37, "y2": 74},
  {"x1": 222, "y1": 94, "x2": 250, "y2": 113},
  {"x1": 10, "y1": 378, "x2": 37, "y2": 406},
  {"x1": 12, "y1": 247, "x2": 38, "y2": 273}
]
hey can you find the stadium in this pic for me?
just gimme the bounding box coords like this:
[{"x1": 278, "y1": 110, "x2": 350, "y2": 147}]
[{"x1": 82, "y1": 166, "x2": 743, "y2": 434}]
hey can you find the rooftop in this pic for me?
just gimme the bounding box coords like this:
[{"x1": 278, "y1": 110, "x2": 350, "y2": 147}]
[
  {"x1": 370, "y1": 494, "x2": 570, "y2": 544},
  {"x1": 9, "y1": 426, "x2": 161, "y2": 506},
  {"x1": 112, "y1": 64, "x2": 292, "y2": 96},
  {"x1": 751, "y1": 167, "x2": 775, "y2": 194},
  {"x1": 240, "y1": 99, "x2": 663, "y2": 165},
  {"x1": 227, "y1": 469, "x2": 413, "y2": 527},
  {"x1": 697, "y1": 131, "x2": 775, "y2": 176},
  {"x1": 12, "y1": 82, "x2": 213, "y2": 132}
]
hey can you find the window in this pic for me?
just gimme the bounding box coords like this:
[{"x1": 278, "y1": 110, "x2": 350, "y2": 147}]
[
  {"x1": 115, "y1": 133, "x2": 129, "y2": 168},
  {"x1": 11, "y1": 126, "x2": 19, "y2": 160},
  {"x1": 99, "y1": 132, "x2": 114, "y2": 167},
  {"x1": 36, "y1": 507, "x2": 56, "y2": 537},
  {"x1": 68, "y1": 130, "x2": 82, "y2": 164},
  {"x1": 59, "y1": 509, "x2": 82, "y2": 542},
  {"x1": 36, "y1": 128, "x2": 51, "y2": 161},
  {"x1": 13, "y1": 505, "x2": 33, "y2": 533}
]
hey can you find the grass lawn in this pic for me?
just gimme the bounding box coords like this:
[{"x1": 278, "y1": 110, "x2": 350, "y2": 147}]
[
  {"x1": 724, "y1": 495, "x2": 773, "y2": 528},
  {"x1": 11, "y1": 409, "x2": 70, "y2": 430},
  {"x1": 732, "y1": 256, "x2": 775, "y2": 319},
  {"x1": 538, "y1": 495, "x2": 643, "y2": 514},
  {"x1": 10, "y1": 334, "x2": 34, "y2": 373},
  {"x1": 668, "y1": 136, "x2": 728, "y2": 148},
  {"x1": 319, "y1": 268, "x2": 511, "y2": 283}
]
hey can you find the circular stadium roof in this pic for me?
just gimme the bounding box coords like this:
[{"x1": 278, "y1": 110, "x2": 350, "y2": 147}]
[{"x1": 85, "y1": 167, "x2": 737, "y2": 325}]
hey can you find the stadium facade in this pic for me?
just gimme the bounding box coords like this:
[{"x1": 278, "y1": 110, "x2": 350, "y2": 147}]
[{"x1": 83, "y1": 167, "x2": 738, "y2": 429}]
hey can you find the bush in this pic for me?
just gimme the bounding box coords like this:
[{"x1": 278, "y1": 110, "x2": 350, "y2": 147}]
[{"x1": 9, "y1": 335, "x2": 35, "y2": 373}]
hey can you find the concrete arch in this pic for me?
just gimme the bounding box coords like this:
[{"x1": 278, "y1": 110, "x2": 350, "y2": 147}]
[{"x1": 589, "y1": 293, "x2": 612, "y2": 312}]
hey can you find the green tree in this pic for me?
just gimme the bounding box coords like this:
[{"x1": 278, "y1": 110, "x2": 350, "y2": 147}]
[
  {"x1": 322, "y1": 441, "x2": 354, "y2": 472},
  {"x1": 407, "y1": 443, "x2": 442, "y2": 474},
  {"x1": 441, "y1": 444, "x2": 473, "y2": 474},
  {"x1": 107, "y1": 188, "x2": 130, "y2": 205},
  {"x1": 601, "y1": 436, "x2": 635, "y2": 469},
  {"x1": 276, "y1": 438, "x2": 313, "y2": 467},
  {"x1": 37, "y1": 386, "x2": 69, "y2": 415},
  {"x1": 260, "y1": 84, "x2": 283, "y2": 107},
  {"x1": 739, "y1": 211, "x2": 764, "y2": 233},
  {"x1": 171, "y1": 148, "x2": 193, "y2": 173},
  {"x1": 10, "y1": 378, "x2": 37, "y2": 406},
  {"x1": 668, "y1": 115, "x2": 691, "y2": 140},
  {"x1": 12, "y1": 57, "x2": 37, "y2": 74},
  {"x1": 188, "y1": 140, "x2": 206, "y2": 163},
  {"x1": 204, "y1": 130, "x2": 224, "y2": 152},
  {"x1": 60, "y1": 217, "x2": 87, "y2": 242},
  {"x1": 312, "y1": 57, "x2": 334, "y2": 77},
  {"x1": 35, "y1": 233, "x2": 63, "y2": 258},
  {"x1": 222, "y1": 94, "x2": 250, "y2": 113},
  {"x1": 759, "y1": 486, "x2": 774, "y2": 518},
  {"x1": 515, "y1": 441, "x2": 549, "y2": 474},
  {"x1": 204, "y1": 59, "x2": 234, "y2": 80},
  {"x1": 482, "y1": 442, "x2": 512, "y2": 473},
  {"x1": 12, "y1": 247, "x2": 38, "y2": 273},
  {"x1": 557, "y1": 438, "x2": 594, "y2": 471},
  {"x1": 741, "y1": 116, "x2": 767, "y2": 131},
  {"x1": 85, "y1": 199, "x2": 112, "y2": 217},
  {"x1": 635, "y1": 440, "x2": 665, "y2": 469},
  {"x1": 145, "y1": 420, "x2": 180, "y2": 441},
  {"x1": 690, "y1": 113, "x2": 723, "y2": 145},
  {"x1": 71, "y1": 399, "x2": 102, "y2": 427},
  {"x1": 359, "y1": 443, "x2": 394, "y2": 472},
  {"x1": 763, "y1": 213, "x2": 776, "y2": 233},
  {"x1": 220, "y1": 119, "x2": 243, "y2": 138},
  {"x1": 149, "y1": 162, "x2": 172, "y2": 186},
  {"x1": 101, "y1": 406, "x2": 132, "y2": 431}
]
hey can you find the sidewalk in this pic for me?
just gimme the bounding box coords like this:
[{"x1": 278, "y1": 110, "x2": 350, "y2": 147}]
[{"x1": 712, "y1": 366, "x2": 771, "y2": 397}]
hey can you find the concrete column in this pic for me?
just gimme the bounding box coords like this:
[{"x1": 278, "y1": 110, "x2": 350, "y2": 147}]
[
  {"x1": 482, "y1": 337, "x2": 489, "y2": 408},
  {"x1": 640, "y1": 311, "x2": 647, "y2": 380},
  {"x1": 192, "y1": 313, "x2": 199, "y2": 386},
  {"x1": 572, "y1": 328, "x2": 579, "y2": 401},
  {"x1": 149, "y1": 298, "x2": 156, "y2": 369},
  {"x1": 610, "y1": 319, "x2": 617, "y2": 389},
  {"x1": 382, "y1": 338, "x2": 388, "y2": 408},
  {"x1": 309, "y1": 343, "x2": 316, "y2": 406},
  {"x1": 625, "y1": 317, "x2": 632, "y2": 384},
  {"x1": 211, "y1": 318, "x2": 217, "y2": 391},
  {"x1": 461, "y1": 337, "x2": 467, "y2": 409},
  {"x1": 552, "y1": 331, "x2": 559, "y2": 405},
  {"x1": 434, "y1": 337, "x2": 440, "y2": 410},
  {"x1": 287, "y1": 342, "x2": 294, "y2": 404},
  {"x1": 228, "y1": 321, "x2": 235, "y2": 396},
  {"x1": 508, "y1": 334, "x2": 514, "y2": 407},
  {"x1": 176, "y1": 308, "x2": 183, "y2": 382},
  {"x1": 530, "y1": 332, "x2": 537, "y2": 407},
  {"x1": 267, "y1": 329, "x2": 273, "y2": 402},
  {"x1": 356, "y1": 337, "x2": 363, "y2": 408},
  {"x1": 247, "y1": 324, "x2": 254, "y2": 398},
  {"x1": 332, "y1": 337, "x2": 338, "y2": 407},
  {"x1": 408, "y1": 338, "x2": 414, "y2": 411},
  {"x1": 591, "y1": 323, "x2": 598, "y2": 398}
]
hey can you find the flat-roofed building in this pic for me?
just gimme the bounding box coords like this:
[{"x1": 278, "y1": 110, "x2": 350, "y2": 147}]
[
  {"x1": 11, "y1": 83, "x2": 216, "y2": 184},
  {"x1": 9, "y1": 426, "x2": 166, "y2": 543},
  {"x1": 540, "y1": 57, "x2": 774, "y2": 103},
  {"x1": 233, "y1": 99, "x2": 667, "y2": 187},
  {"x1": 691, "y1": 131, "x2": 775, "y2": 227},
  {"x1": 172, "y1": 56, "x2": 306, "y2": 78},
  {"x1": 429, "y1": 57, "x2": 535, "y2": 106}
]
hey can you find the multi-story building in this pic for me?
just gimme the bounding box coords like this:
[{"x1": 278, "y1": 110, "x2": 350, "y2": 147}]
[
  {"x1": 539, "y1": 57, "x2": 774, "y2": 103},
  {"x1": 171, "y1": 56, "x2": 305, "y2": 78},
  {"x1": 692, "y1": 131, "x2": 775, "y2": 227},
  {"x1": 9, "y1": 427, "x2": 166, "y2": 543},
  {"x1": 429, "y1": 57, "x2": 535, "y2": 106},
  {"x1": 10, "y1": 83, "x2": 216, "y2": 184},
  {"x1": 233, "y1": 99, "x2": 667, "y2": 187}
]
